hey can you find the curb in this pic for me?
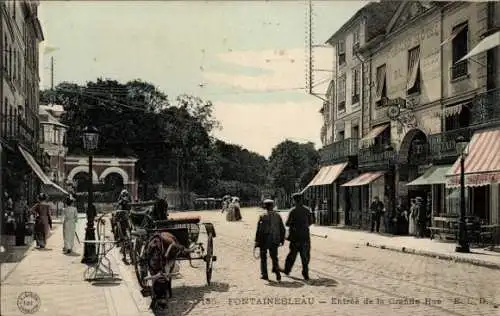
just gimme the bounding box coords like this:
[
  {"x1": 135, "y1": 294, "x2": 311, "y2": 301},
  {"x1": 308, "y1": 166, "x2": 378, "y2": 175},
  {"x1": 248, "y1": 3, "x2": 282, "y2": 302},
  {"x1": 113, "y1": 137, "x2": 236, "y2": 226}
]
[{"x1": 365, "y1": 242, "x2": 500, "y2": 270}]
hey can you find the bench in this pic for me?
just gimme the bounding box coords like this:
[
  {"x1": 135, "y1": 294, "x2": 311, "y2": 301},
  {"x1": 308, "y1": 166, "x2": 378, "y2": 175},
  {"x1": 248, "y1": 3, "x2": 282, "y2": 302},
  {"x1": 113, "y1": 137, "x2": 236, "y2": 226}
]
[{"x1": 429, "y1": 216, "x2": 459, "y2": 240}]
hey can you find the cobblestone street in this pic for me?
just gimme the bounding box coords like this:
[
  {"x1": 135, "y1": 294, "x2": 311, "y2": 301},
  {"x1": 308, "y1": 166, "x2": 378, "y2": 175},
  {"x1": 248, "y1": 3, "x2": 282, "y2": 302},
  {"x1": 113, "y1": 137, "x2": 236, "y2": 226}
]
[{"x1": 120, "y1": 208, "x2": 500, "y2": 316}]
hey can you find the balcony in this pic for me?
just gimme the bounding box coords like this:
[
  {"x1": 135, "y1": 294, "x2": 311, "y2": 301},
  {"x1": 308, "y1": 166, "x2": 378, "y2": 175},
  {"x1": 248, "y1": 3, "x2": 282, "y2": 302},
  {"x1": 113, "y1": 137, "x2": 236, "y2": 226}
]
[
  {"x1": 320, "y1": 138, "x2": 359, "y2": 164},
  {"x1": 471, "y1": 88, "x2": 500, "y2": 127},
  {"x1": 358, "y1": 144, "x2": 396, "y2": 170},
  {"x1": 4, "y1": 115, "x2": 37, "y2": 152},
  {"x1": 429, "y1": 127, "x2": 473, "y2": 163}
]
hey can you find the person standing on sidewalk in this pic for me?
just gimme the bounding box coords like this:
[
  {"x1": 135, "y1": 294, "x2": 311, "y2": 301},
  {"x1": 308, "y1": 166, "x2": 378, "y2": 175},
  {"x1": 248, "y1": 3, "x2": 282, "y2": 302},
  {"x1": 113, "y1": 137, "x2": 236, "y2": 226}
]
[
  {"x1": 62, "y1": 196, "x2": 78, "y2": 254},
  {"x1": 370, "y1": 196, "x2": 384, "y2": 233},
  {"x1": 31, "y1": 193, "x2": 51, "y2": 249},
  {"x1": 416, "y1": 197, "x2": 427, "y2": 238},
  {"x1": 282, "y1": 193, "x2": 313, "y2": 280},
  {"x1": 255, "y1": 199, "x2": 285, "y2": 281},
  {"x1": 409, "y1": 198, "x2": 417, "y2": 236}
]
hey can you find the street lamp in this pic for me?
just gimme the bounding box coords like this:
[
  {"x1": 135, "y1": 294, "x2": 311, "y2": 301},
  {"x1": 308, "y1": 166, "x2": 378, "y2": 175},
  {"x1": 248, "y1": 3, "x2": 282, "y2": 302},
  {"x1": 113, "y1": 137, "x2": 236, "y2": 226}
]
[
  {"x1": 455, "y1": 136, "x2": 470, "y2": 253},
  {"x1": 81, "y1": 126, "x2": 99, "y2": 264}
]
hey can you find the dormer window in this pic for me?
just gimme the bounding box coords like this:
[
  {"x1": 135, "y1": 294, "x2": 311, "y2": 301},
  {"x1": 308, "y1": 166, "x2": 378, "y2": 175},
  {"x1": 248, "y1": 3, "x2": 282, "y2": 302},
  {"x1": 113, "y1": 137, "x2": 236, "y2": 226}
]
[
  {"x1": 337, "y1": 40, "x2": 346, "y2": 66},
  {"x1": 352, "y1": 27, "x2": 360, "y2": 51}
]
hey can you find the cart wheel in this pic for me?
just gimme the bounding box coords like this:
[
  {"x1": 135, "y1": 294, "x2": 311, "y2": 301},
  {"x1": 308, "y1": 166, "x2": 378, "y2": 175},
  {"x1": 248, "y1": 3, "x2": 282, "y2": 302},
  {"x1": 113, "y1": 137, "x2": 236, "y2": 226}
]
[
  {"x1": 132, "y1": 240, "x2": 148, "y2": 289},
  {"x1": 205, "y1": 234, "x2": 214, "y2": 285}
]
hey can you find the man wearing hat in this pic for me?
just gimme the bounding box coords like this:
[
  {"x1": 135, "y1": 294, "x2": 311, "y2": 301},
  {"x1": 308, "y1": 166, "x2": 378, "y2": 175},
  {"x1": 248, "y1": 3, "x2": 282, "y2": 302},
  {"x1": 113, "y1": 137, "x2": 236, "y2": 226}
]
[
  {"x1": 255, "y1": 199, "x2": 286, "y2": 281},
  {"x1": 282, "y1": 192, "x2": 313, "y2": 280}
]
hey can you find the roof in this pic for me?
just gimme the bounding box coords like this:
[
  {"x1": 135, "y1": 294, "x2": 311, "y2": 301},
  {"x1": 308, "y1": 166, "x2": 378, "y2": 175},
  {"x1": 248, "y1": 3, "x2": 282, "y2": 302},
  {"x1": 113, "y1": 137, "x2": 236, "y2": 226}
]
[{"x1": 325, "y1": 1, "x2": 400, "y2": 45}]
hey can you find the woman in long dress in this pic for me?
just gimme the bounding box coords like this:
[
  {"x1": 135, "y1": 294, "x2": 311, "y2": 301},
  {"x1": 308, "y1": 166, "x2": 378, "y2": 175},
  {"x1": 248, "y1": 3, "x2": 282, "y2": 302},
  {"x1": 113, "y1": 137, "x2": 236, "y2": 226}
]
[
  {"x1": 32, "y1": 193, "x2": 51, "y2": 249},
  {"x1": 408, "y1": 198, "x2": 417, "y2": 236},
  {"x1": 62, "y1": 196, "x2": 78, "y2": 254}
]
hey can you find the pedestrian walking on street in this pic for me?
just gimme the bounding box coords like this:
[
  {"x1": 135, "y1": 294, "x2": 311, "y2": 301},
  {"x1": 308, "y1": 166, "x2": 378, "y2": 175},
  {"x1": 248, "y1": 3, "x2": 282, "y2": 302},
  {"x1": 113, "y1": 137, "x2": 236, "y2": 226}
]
[
  {"x1": 282, "y1": 193, "x2": 313, "y2": 280},
  {"x1": 370, "y1": 196, "x2": 384, "y2": 233},
  {"x1": 255, "y1": 199, "x2": 285, "y2": 281},
  {"x1": 31, "y1": 193, "x2": 51, "y2": 249},
  {"x1": 416, "y1": 197, "x2": 427, "y2": 238},
  {"x1": 62, "y1": 196, "x2": 78, "y2": 254}
]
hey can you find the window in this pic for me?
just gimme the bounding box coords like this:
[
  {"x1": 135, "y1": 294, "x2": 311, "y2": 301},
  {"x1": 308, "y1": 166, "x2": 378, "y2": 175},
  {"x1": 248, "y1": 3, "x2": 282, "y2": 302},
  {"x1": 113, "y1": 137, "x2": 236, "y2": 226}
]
[
  {"x1": 451, "y1": 23, "x2": 468, "y2": 79},
  {"x1": 337, "y1": 40, "x2": 346, "y2": 66},
  {"x1": 338, "y1": 130, "x2": 345, "y2": 141},
  {"x1": 338, "y1": 74, "x2": 346, "y2": 112},
  {"x1": 407, "y1": 46, "x2": 421, "y2": 94},
  {"x1": 352, "y1": 125, "x2": 360, "y2": 138},
  {"x1": 375, "y1": 64, "x2": 387, "y2": 106},
  {"x1": 351, "y1": 66, "x2": 361, "y2": 105},
  {"x1": 352, "y1": 27, "x2": 360, "y2": 51}
]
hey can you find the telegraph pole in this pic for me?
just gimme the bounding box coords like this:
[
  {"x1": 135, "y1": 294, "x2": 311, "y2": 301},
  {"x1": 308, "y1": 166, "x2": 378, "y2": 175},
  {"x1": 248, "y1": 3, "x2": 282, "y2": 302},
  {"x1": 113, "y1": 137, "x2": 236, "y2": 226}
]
[
  {"x1": 50, "y1": 56, "x2": 54, "y2": 90},
  {"x1": 308, "y1": 0, "x2": 313, "y2": 95}
]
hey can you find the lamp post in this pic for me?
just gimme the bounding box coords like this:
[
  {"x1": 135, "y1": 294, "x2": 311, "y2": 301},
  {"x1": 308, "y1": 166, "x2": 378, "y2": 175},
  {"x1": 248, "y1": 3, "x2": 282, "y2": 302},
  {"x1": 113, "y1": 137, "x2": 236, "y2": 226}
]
[
  {"x1": 455, "y1": 136, "x2": 470, "y2": 253},
  {"x1": 81, "y1": 126, "x2": 99, "y2": 264},
  {"x1": 384, "y1": 144, "x2": 396, "y2": 234}
]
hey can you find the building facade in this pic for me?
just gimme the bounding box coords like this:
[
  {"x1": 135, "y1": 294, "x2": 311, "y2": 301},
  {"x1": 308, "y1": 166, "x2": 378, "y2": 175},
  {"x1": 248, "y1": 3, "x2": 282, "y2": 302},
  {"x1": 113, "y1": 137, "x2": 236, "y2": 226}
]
[
  {"x1": 1, "y1": 0, "x2": 44, "y2": 249},
  {"x1": 306, "y1": 1, "x2": 500, "y2": 234}
]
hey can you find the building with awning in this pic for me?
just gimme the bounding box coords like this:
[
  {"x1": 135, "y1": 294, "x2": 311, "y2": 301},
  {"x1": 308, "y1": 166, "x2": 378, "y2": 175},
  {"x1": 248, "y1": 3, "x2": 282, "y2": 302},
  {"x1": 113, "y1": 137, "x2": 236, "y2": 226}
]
[{"x1": 18, "y1": 146, "x2": 69, "y2": 197}]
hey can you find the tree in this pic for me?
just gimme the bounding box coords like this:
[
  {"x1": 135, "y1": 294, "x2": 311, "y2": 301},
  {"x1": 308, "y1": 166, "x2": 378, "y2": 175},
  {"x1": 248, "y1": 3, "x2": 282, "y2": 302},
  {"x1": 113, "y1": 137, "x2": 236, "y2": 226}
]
[{"x1": 268, "y1": 140, "x2": 319, "y2": 208}]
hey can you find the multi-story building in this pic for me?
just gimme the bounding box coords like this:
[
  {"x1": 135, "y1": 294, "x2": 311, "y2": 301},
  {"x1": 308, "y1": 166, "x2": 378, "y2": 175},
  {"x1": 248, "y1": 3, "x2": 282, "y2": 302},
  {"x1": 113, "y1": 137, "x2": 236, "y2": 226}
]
[
  {"x1": 39, "y1": 104, "x2": 68, "y2": 188},
  {"x1": 1, "y1": 0, "x2": 44, "y2": 248},
  {"x1": 307, "y1": 1, "x2": 500, "y2": 233},
  {"x1": 304, "y1": 1, "x2": 400, "y2": 227}
]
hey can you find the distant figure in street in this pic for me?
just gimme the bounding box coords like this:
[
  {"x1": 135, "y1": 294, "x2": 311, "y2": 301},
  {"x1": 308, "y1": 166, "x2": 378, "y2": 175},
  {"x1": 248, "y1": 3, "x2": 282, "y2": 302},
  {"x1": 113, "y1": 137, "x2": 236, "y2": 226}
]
[
  {"x1": 282, "y1": 193, "x2": 313, "y2": 280},
  {"x1": 62, "y1": 196, "x2": 78, "y2": 254},
  {"x1": 117, "y1": 189, "x2": 131, "y2": 211},
  {"x1": 370, "y1": 196, "x2": 384, "y2": 233},
  {"x1": 409, "y1": 198, "x2": 417, "y2": 236},
  {"x1": 255, "y1": 199, "x2": 285, "y2": 281},
  {"x1": 151, "y1": 197, "x2": 169, "y2": 221},
  {"x1": 416, "y1": 197, "x2": 427, "y2": 238},
  {"x1": 31, "y1": 193, "x2": 51, "y2": 249}
]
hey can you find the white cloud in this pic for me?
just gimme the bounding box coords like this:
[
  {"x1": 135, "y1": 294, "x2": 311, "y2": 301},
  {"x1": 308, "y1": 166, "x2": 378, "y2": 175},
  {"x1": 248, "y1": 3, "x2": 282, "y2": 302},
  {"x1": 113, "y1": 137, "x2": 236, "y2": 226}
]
[
  {"x1": 213, "y1": 100, "x2": 322, "y2": 158},
  {"x1": 204, "y1": 47, "x2": 334, "y2": 94}
]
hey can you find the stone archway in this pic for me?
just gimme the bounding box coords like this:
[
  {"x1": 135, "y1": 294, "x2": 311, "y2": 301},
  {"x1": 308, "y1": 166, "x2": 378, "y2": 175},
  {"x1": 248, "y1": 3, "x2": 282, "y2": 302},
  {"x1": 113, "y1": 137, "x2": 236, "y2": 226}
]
[
  {"x1": 398, "y1": 128, "x2": 428, "y2": 165},
  {"x1": 102, "y1": 172, "x2": 125, "y2": 201},
  {"x1": 67, "y1": 166, "x2": 99, "y2": 184},
  {"x1": 73, "y1": 172, "x2": 91, "y2": 192},
  {"x1": 99, "y1": 167, "x2": 129, "y2": 184}
]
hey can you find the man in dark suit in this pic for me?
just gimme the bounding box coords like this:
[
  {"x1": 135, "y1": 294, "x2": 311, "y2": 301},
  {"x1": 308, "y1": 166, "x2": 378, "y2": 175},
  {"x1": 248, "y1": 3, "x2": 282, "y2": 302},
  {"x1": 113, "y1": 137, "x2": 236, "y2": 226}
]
[
  {"x1": 282, "y1": 193, "x2": 313, "y2": 280},
  {"x1": 255, "y1": 199, "x2": 286, "y2": 281}
]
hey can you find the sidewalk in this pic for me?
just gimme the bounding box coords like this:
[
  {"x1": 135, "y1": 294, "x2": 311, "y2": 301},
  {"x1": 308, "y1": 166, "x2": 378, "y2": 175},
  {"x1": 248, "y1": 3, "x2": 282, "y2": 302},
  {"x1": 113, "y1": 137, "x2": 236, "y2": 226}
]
[
  {"x1": 276, "y1": 210, "x2": 500, "y2": 269},
  {"x1": 0, "y1": 214, "x2": 150, "y2": 316}
]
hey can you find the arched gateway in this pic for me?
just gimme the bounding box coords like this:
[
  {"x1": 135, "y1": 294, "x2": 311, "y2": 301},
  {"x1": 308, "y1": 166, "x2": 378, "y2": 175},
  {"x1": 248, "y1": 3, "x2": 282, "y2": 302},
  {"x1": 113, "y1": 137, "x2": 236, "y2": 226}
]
[{"x1": 64, "y1": 156, "x2": 138, "y2": 200}]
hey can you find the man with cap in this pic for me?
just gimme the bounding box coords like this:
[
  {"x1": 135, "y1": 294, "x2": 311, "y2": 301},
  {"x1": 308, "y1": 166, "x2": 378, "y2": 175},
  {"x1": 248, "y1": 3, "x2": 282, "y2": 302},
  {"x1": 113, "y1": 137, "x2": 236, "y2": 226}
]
[
  {"x1": 282, "y1": 192, "x2": 313, "y2": 280},
  {"x1": 255, "y1": 199, "x2": 286, "y2": 281}
]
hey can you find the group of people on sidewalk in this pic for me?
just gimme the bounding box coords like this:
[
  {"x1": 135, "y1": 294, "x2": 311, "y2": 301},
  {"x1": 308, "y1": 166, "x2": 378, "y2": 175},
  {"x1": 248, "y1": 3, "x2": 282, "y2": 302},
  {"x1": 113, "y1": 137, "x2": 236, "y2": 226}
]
[
  {"x1": 254, "y1": 193, "x2": 313, "y2": 282},
  {"x1": 370, "y1": 195, "x2": 430, "y2": 237}
]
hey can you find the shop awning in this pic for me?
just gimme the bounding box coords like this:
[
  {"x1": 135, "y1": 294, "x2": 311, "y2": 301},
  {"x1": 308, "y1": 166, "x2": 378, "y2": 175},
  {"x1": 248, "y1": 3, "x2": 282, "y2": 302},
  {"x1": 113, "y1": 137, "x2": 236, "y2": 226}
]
[
  {"x1": 406, "y1": 165, "x2": 452, "y2": 186},
  {"x1": 446, "y1": 127, "x2": 500, "y2": 187},
  {"x1": 18, "y1": 146, "x2": 69, "y2": 196},
  {"x1": 341, "y1": 171, "x2": 385, "y2": 187},
  {"x1": 360, "y1": 124, "x2": 389, "y2": 148},
  {"x1": 303, "y1": 162, "x2": 348, "y2": 189},
  {"x1": 458, "y1": 31, "x2": 500, "y2": 62}
]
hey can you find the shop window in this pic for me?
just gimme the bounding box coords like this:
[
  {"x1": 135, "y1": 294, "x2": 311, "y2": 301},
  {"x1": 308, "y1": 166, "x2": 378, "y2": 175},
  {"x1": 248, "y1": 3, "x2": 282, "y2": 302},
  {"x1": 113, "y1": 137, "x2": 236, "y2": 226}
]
[
  {"x1": 472, "y1": 186, "x2": 490, "y2": 222},
  {"x1": 446, "y1": 187, "x2": 470, "y2": 216},
  {"x1": 375, "y1": 64, "x2": 387, "y2": 107},
  {"x1": 451, "y1": 23, "x2": 468, "y2": 79}
]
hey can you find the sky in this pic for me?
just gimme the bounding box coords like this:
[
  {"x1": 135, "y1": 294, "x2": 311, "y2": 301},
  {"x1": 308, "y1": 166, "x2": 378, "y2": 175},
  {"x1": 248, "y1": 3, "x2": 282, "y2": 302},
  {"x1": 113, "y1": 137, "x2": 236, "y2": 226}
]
[{"x1": 39, "y1": 1, "x2": 367, "y2": 158}]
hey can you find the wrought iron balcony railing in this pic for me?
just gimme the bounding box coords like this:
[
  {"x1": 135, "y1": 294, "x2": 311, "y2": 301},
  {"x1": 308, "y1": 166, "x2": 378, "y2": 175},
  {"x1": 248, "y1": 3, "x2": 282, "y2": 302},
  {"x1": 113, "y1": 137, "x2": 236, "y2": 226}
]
[
  {"x1": 428, "y1": 127, "x2": 473, "y2": 162},
  {"x1": 451, "y1": 60, "x2": 468, "y2": 80},
  {"x1": 358, "y1": 143, "x2": 396, "y2": 170},
  {"x1": 2, "y1": 115, "x2": 37, "y2": 152},
  {"x1": 471, "y1": 88, "x2": 500, "y2": 127},
  {"x1": 320, "y1": 138, "x2": 359, "y2": 164}
]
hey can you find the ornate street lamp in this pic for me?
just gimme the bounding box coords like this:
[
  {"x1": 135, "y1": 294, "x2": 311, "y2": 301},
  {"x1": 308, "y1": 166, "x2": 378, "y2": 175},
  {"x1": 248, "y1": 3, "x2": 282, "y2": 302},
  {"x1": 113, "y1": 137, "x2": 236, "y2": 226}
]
[
  {"x1": 455, "y1": 136, "x2": 470, "y2": 253},
  {"x1": 81, "y1": 126, "x2": 99, "y2": 264}
]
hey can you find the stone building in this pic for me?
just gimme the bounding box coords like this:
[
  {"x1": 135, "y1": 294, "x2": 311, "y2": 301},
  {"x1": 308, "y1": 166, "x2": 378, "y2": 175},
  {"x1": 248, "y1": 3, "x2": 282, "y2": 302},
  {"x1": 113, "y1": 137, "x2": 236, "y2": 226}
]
[
  {"x1": 1, "y1": 0, "x2": 44, "y2": 249},
  {"x1": 308, "y1": 1, "x2": 500, "y2": 232}
]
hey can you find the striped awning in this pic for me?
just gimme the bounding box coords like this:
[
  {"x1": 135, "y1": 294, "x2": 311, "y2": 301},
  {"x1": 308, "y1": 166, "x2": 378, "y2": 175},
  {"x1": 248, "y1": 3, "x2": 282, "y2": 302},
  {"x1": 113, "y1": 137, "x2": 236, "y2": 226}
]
[
  {"x1": 341, "y1": 171, "x2": 385, "y2": 187},
  {"x1": 304, "y1": 162, "x2": 348, "y2": 188},
  {"x1": 446, "y1": 127, "x2": 500, "y2": 187},
  {"x1": 18, "y1": 146, "x2": 69, "y2": 196},
  {"x1": 360, "y1": 124, "x2": 389, "y2": 148}
]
